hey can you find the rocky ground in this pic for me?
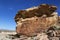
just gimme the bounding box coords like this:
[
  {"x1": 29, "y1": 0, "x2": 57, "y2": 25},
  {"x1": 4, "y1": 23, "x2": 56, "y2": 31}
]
[{"x1": 0, "y1": 31, "x2": 60, "y2": 40}]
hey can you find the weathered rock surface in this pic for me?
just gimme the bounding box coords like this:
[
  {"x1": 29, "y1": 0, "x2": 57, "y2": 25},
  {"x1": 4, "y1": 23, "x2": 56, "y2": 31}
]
[
  {"x1": 15, "y1": 4, "x2": 58, "y2": 36},
  {"x1": 15, "y1": 4, "x2": 57, "y2": 22}
]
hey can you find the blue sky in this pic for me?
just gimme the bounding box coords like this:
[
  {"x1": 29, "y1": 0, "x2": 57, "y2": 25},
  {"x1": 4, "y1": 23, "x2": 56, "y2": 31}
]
[{"x1": 0, "y1": 0, "x2": 60, "y2": 30}]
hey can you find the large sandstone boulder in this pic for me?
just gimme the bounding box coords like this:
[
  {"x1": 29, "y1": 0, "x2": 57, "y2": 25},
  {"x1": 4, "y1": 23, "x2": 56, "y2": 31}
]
[{"x1": 15, "y1": 4, "x2": 58, "y2": 36}]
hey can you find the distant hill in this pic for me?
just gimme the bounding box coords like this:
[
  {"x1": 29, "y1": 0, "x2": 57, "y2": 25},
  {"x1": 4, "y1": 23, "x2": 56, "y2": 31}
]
[{"x1": 0, "y1": 29, "x2": 15, "y2": 32}]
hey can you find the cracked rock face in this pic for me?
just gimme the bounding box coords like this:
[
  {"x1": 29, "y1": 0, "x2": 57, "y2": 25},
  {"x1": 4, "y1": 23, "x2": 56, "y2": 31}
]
[{"x1": 14, "y1": 4, "x2": 58, "y2": 36}]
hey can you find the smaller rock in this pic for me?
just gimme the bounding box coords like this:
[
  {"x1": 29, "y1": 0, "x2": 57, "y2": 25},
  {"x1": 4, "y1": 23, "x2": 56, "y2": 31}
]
[
  {"x1": 49, "y1": 37, "x2": 59, "y2": 40},
  {"x1": 33, "y1": 33, "x2": 49, "y2": 40}
]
